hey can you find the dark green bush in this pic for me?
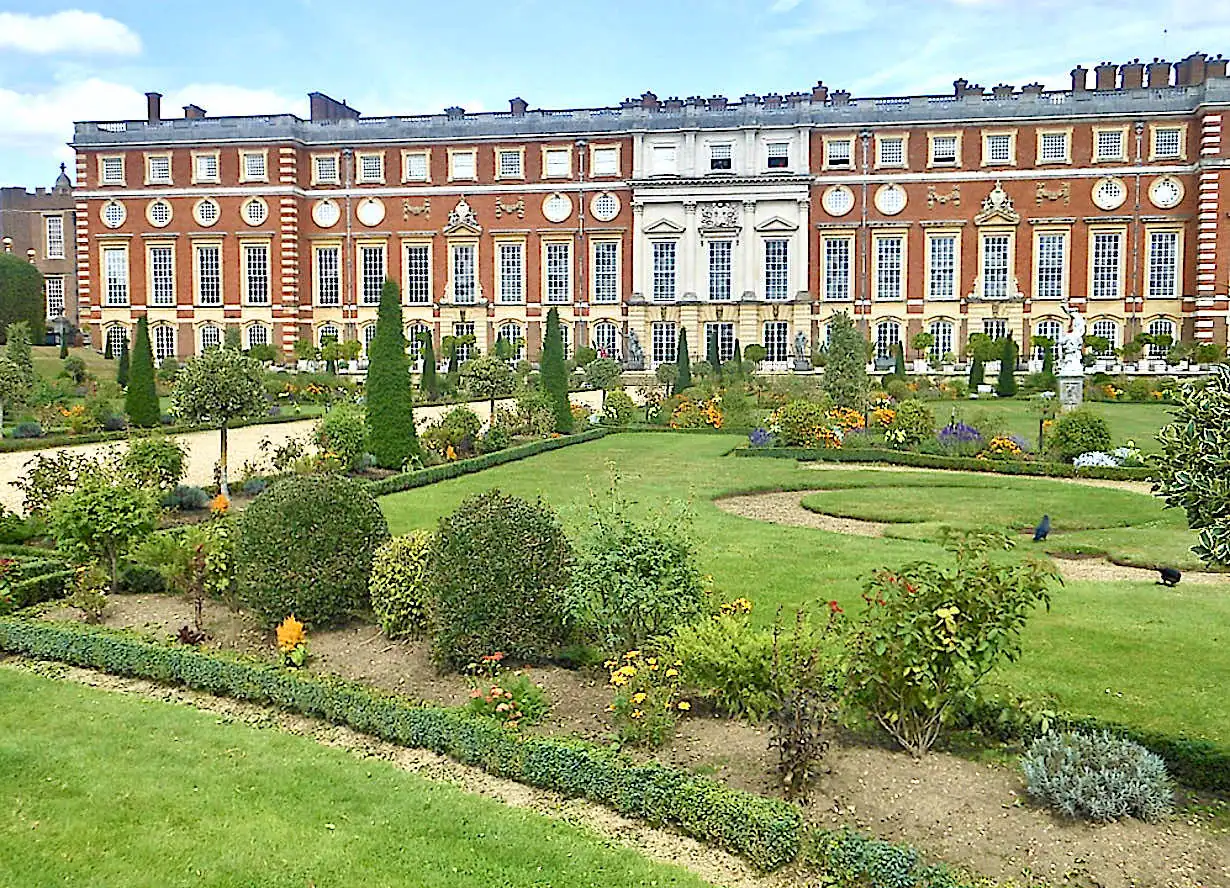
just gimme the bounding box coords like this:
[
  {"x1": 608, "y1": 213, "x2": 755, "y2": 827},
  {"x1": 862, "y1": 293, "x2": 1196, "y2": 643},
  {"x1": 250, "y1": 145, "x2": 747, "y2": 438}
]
[
  {"x1": 122, "y1": 436, "x2": 186, "y2": 491},
  {"x1": 162, "y1": 485, "x2": 209, "y2": 511},
  {"x1": 12, "y1": 422, "x2": 43, "y2": 439},
  {"x1": 314, "y1": 403, "x2": 368, "y2": 470},
  {"x1": 236, "y1": 474, "x2": 389, "y2": 626},
  {"x1": 429, "y1": 490, "x2": 573, "y2": 668},
  {"x1": 1048, "y1": 408, "x2": 1113, "y2": 462}
]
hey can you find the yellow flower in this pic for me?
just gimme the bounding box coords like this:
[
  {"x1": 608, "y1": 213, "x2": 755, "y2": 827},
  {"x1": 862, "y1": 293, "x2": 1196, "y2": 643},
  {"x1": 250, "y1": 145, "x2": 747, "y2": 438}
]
[
  {"x1": 275, "y1": 614, "x2": 306, "y2": 653},
  {"x1": 623, "y1": 650, "x2": 641, "y2": 660},
  {"x1": 610, "y1": 673, "x2": 628, "y2": 687},
  {"x1": 631, "y1": 709, "x2": 644, "y2": 719},
  {"x1": 664, "y1": 668, "x2": 679, "y2": 678},
  {"x1": 677, "y1": 701, "x2": 691, "y2": 711},
  {"x1": 630, "y1": 692, "x2": 647, "y2": 704}
]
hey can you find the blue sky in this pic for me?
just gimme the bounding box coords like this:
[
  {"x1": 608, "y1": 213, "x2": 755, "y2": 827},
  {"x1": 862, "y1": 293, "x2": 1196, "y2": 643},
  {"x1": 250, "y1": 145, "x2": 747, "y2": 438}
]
[{"x1": 2, "y1": 0, "x2": 1229, "y2": 187}]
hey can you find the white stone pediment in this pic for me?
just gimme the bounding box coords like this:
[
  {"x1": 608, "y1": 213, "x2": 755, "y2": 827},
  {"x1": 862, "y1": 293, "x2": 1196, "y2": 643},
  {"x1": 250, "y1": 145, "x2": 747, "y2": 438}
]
[
  {"x1": 752, "y1": 216, "x2": 799, "y2": 233},
  {"x1": 642, "y1": 218, "x2": 686, "y2": 235}
]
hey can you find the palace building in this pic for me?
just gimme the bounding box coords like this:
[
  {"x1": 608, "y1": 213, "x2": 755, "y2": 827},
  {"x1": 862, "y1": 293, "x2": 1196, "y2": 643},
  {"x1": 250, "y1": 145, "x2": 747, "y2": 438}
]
[{"x1": 71, "y1": 52, "x2": 1230, "y2": 369}]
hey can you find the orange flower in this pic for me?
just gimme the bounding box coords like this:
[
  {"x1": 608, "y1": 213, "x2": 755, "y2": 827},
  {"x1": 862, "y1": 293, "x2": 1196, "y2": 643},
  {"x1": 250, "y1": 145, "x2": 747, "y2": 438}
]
[
  {"x1": 209, "y1": 493, "x2": 230, "y2": 515},
  {"x1": 276, "y1": 614, "x2": 306, "y2": 653}
]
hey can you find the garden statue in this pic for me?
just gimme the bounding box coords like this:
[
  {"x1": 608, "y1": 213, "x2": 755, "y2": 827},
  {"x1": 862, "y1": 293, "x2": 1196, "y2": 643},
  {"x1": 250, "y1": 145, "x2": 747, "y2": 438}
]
[
  {"x1": 1057, "y1": 301, "x2": 1085, "y2": 409},
  {"x1": 792, "y1": 330, "x2": 811, "y2": 372},
  {"x1": 624, "y1": 329, "x2": 645, "y2": 370}
]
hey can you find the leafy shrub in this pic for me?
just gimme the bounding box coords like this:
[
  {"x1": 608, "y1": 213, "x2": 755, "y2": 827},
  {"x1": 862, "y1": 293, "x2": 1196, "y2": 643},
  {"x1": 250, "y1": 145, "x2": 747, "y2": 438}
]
[
  {"x1": 12, "y1": 421, "x2": 43, "y2": 439},
  {"x1": 477, "y1": 424, "x2": 512, "y2": 454},
  {"x1": 116, "y1": 562, "x2": 165, "y2": 595},
  {"x1": 801, "y1": 829, "x2": 961, "y2": 888},
  {"x1": 513, "y1": 388, "x2": 557, "y2": 437},
  {"x1": 122, "y1": 436, "x2": 187, "y2": 491},
  {"x1": 570, "y1": 477, "x2": 707, "y2": 650},
  {"x1": 607, "y1": 650, "x2": 686, "y2": 747},
  {"x1": 314, "y1": 403, "x2": 368, "y2": 471},
  {"x1": 1073, "y1": 451, "x2": 1118, "y2": 468},
  {"x1": 601, "y1": 389, "x2": 637, "y2": 426},
  {"x1": 369, "y1": 531, "x2": 433, "y2": 638},
  {"x1": 422, "y1": 406, "x2": 482, "y2": 457},
  {"x1": 846, "y1": 529, "x2": 1057, "y2": 755},
  {"x1": 241, "y1": 477, "x2": 268, "y2": 496},
  {"x1": 13, "y1": 450, "x2": 111, "y2": 515},
  {"x1": 236, "y1": 474, "x2": 389, "y2": 626},
  {"x1": 772, "y1": 400, "x2": 832, "y2": 447},
  {"x1": 884, "y1": 400, "x2": 934, "y2": 449},
  {"x1": 1048, "y1": 408, "x2": 1112, "y2": 463},
  {"x1": 48, "y1": 477, "x2": 159, "y2": 590},
  {"x1": 1022, "y1": 730, "x2": 1174, "y2": 822},
  {"x1": 429, "y1": 490, "x2": 572, "y2": 667},
  {"x1": 162, "y1": 484, "x2": 209, "y2": 511}
]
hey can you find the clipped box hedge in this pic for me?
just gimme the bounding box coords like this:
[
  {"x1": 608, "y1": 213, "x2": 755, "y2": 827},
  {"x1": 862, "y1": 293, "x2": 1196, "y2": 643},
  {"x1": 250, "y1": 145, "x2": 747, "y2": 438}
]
[
  {"x1": 737, "y1": 446, "x2": 1153, "y2": 482},
  {"x1": 0, "y1": 616, "x2": 801, "y2": 871}
]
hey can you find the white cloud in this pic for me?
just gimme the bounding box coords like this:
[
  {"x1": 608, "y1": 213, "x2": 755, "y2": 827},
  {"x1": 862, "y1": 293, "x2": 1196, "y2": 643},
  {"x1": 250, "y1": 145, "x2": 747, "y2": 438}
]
[
  {"x1": 0, "y1": 10, "x2": 141, "y2": 55},
  {"x1": 769, "y1": 0, "x2": 804, "y2": 12}
]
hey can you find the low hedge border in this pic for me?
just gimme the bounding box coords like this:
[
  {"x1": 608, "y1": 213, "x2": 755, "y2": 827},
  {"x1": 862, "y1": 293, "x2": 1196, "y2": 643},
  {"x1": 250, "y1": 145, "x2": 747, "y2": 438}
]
[
  {"x1": 736, "y1": 446, "x2": 1153, "y2": 482},
  {"x1": 7, "y1": 569, "x2": 75, "y2": 610},
  {"x1": 367, "y1": 429, "x2": 608, "y2": 497},
  {"x1": 0, "y1": 616, "x2": 800, "y2": 871}
]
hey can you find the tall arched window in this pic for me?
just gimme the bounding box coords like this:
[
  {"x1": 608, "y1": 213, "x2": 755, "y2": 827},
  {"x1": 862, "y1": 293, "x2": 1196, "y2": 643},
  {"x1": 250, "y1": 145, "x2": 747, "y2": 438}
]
[
  {"x1": 874, "y1": 319, "x2": 901, "y2": 360},
  {"x1": 928, "y1": 319, "x2": 953, "y2": 362},
  {"x1": 361, "y1": 323, "x2": 377, "y2": 356},
  {"x1": 1091, "y1": 319, "x2": 1119, "y2": 355},
  {"x1": 199, "y1": 324, "x2": 222, "y2": 353},
  {"x1": 152, "y1": 324, "x2": 176, "y2": 362},
  {"x1": 1146, "y1": 318, "x2": 1175, "y2": 357},
  {"x1": 318, "y1": 323, "x2": 340, "y2": 346},
  {"x1": 103, "y1": 325, "x2": 129, "y2": 358},
  {"x1": 406, "y1": 322, "x2": 430, "y2": 361},
  {"x1": 496, "y1": 321, "x2": 524, "y2": 361},
  {"x1": 1034, "y1": 319, "x2": 1061, "y2": 361},
  {"x1": 246, "y1": 323, "x2": 270, "y2": 350},
  {"x1": 592, "y1": 321, "x2": 618, "y2": 360}
]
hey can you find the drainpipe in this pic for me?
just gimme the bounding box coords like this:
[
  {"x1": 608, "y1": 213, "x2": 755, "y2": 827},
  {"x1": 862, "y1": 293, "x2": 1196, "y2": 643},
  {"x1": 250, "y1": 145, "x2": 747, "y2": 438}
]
[
  {"x1": 1129, "y1": 121, "x2": 1144, "y2": 341},
  {"x1": 858, "y1": 129, "x2": 871, "y2": 330},
  {"x1": 342, "y1": 148, "x2": 354, "y2": 340},
  {"x1": 576, "y1": 138, "x2": 588, "y2": 351}
]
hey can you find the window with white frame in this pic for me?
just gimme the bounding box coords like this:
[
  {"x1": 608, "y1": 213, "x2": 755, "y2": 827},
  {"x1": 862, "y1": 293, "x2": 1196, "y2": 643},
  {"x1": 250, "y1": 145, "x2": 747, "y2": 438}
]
[
  {"x1": 313, "y1": 154, "x2": 339, "y2": 183},
  {"x1": 1091, "y1": 319, "x2": 1119, "y2": 354},
  {"x1": 1147, "y1": 318, "x2": 1176, "y2": 356},
  {"x1": 927, "y1": 234, "x2": 956, "y2": 301},
  {"x1": 451, "y1": 244, "x2": 476, "y2": 303},
  {"x1": 766, "y1": 141, "x2": 789, "y2": 169},
  {"x1": 496, "y1": 322, "x2": 524, "y2": 361},
  {"x1": 825, "y1": 138, "x2": 852, "y2": 168},
  {"x1": 149, "y1": 244, "x2": 175, "y2": 306},
  {"x1": 874, "y1": 235, "x2": 903, "y2": 300},
  {"x1": 362, "y1": 324, "x2": 378, "y2": 355},
  {"x1": 981, "y1": 234, "x2": 1011, "y2": 299},
  {"x1": 449, "y1": 150, "x2": 476, "y2": 180},
  {"x1": 403, "y1": 151, "x2": 429, "y2": 182},
  {"x1": 544, "y1": 147, "x2": 570, "y2": 177},
  {"x1": 704, "y1": 321, "x2": 735, "y2": 363},
  {"x1": 104, "y1": 326, "x2": 128, "y2": 357},
  {"x1": 1034, "y1": 319, "x2": 1061, "y2": 361},
  {"x1": 359, "y1": 245, "x2": 385, "y2": 305},
  {"x1": 147, "y1": 154, "x2": 171, "y2": 184},
  {"x1": 405, "y1": 243, "x2": 431, "y2": 304},
  {"x1": 45, "y1": 276, "x2": 65, "y2": 319},
  {"x1": 45, "y1": 216, "x2": 64, "y2": 259},
  {"x1": 407, "y1": 323, "x2": 430, "y2": 360},
  {"x1": 194, "y1": 199, "x2": 219, "y2": 227},
  {"x1": 1091, "y1": 231, "x2": 1123, "y2": 300},
  {"x1": 823, "y1": 237, "x2": 852, "y2": 300},
  {"x1": 930, "y1": 134, "x2": 958, "y2": 165},
  {"x1": 103, "y1": 246, "x2": 129, "y2": 306},
  {"x1": 1039, "y1": 131, "x2": 1069, "y2": 163},
  {"x1": 591, "y1": 146, "x2": 619, "y2": 176},
  {"x1": 244, "y1": 243, "x2": 270, "y2": 304},
  {"x1": 1095, "y1": 128, "x2": 1125, "y2": 161},
  {"x1": 558, "y1": 322, "x2": 571, "y2": 360},
  {"x1": 497, "y1": 150, "x2": 523, "y2": 178},
  {"x1": 241, "y1": 151, "x2": 266, "y2": 181},
  {"x1": 764, "y1": 321, "x2": 789, "y2": 362},
  {"x1": 592, "y1": 322, "x2": 618, "y2": 360},
  {"x1": 248, "y1": 324, "x2": 270, "y2": 349},
  {"x1": 929, "y1": 319, "x2": 953, "y2": 361},
  {"x1": 1035, "y1": 232, "x2": 1066, "y2": 300},
  {"x1": 100, "y1": 156, "x2": 124, "y2": 184},
  {"x1": 592, "y1": 241, "x2": 619, "y2": 303},
  {"x1": 651, "y1": 321, "x2": 677, "y2": 364},
  {"x1": 316, "y1": 245, "x2": 340, "y2": 306},
  {"x1": 200, "y1": 325, "x2": 222, "y2": 352},
  {"x1": 194, "y1": 153, "x2": 218, "y2": 182},
  {"x1": 545, "y1": 242, "x2": 571, "y2": 303},
  {"x1": 877, "y1": 136, "x2": 905, "y2": 167},
  {"x1": 153, "y1": 325, "x2": 176, "y2": 362},
  {"x1": 453, "y1": 321, "x2": 475, "y2": 362},
  {"x1": 1147, "y1": 230, "x2": 1179, "y2": 299},
  {"x1": 195, "y1": 244, "x2": 222, "y2": 306},
  {"x1": 318, "y1": 323, "x2": 340, "y2": 346},
  {"x1": 1153, "y1": 126, "x2": 1183, "y2": 159},
  {"x1": 709, "y1": 143, "x2": 733, "y2": 171},
  {"x1": 765, "y1": 239, "x2": 789, "y2": 301},
  {"x1": 652, "y1": 241, "x2": 676, "y2": 301},
  {"x1": 983, "y1": 318, "x2": 1008, "y2": 340},
  {"x1": 874, "y1": 320, "x2": 900, "y2": 359},
  {"x1": 358, "y1": 153, "x2": 384, "y2": 183},
  {"x1": 651, "y1": 145, "x2": 677, "y2": 175},
  {"x1": 492, "y1": 242, "x2": 521, "y2": 303},
  {"x1": 708, "y1": 240, "x2": 732, "y2": 301},
  {"x1": 984, "y1": 133, "x2": 1013, "y2": 164}
]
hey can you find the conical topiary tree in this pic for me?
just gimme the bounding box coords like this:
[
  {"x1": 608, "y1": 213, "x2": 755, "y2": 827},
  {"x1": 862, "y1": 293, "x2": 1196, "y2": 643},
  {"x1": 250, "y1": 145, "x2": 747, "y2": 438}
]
[
  {"x1": 540, "y1": 307, "x2": 572, "y2": 432},
  {"x1": 366, "y1": 279, "x2": 419, "y2": 468},
  {"x1": 892, "y1": 341, "x2": 906, "y2": 379},
  {"x1": 997, "y1": 335, "x2": 1019, "y2": 397},
  {"x1": 116, "y1": 340, "x2": 130, "y2": 388},
  {"x1": 673, "y1": 329, "x2": 691, "y2": 395},
  {"x1": 732, "y1": 337, "x2": 743, "y2": 375},
  {"x1": 821, "y1": 312, "x2": 870, "y2": 410},
  {"x1": 419, "y1": 333, "x2": 438, "y2": 401},
  {"x1": 706, "y1": 330, "x2": 722, "y2": 377},
  {"x1": 125, "y1": 316, "x2": 160, "y2": 427}
]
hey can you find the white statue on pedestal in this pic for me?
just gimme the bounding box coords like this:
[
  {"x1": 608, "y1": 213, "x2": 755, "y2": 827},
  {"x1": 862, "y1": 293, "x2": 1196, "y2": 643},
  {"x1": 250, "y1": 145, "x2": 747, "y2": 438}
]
[{"x1": 1058, "y1": 301, "x2": 1086, "y2": 375}]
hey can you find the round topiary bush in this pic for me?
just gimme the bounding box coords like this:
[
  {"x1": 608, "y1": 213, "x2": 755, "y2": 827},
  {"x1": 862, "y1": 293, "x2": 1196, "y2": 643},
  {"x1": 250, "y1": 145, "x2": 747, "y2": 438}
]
[
  {"x1": 1048, "y1": 408, "x2": 1112, "y2": 462},
  {"x1": 236, "y1": 474, "x2": 389, "y2": 626},
  {"x1": 369, "y1": 531, "x2": 433, "y2": 639},
  {"x1": 773, "y1": 400, "x2": 832, "y2": 447},
  {"x1": 1021, "y1": 730, "x2": 1174, "y2": 822},
  {"x1": 428, "y1": 490, "x2": 572, "y2": 668}
]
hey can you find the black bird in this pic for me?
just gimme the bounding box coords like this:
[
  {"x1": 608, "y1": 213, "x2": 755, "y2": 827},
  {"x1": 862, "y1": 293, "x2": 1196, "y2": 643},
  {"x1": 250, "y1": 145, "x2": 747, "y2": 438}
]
[
  {"x1": 1033, "y1": 515, "x2": 1051, "y2": 542},
  {"x1": 1159, "y1": 567, "x2": 1182, "y2": 587}
]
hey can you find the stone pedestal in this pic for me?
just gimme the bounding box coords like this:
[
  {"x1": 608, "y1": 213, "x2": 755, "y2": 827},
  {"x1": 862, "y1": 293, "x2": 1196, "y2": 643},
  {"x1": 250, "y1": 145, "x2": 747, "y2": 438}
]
[
  {"x1": 792, "y1": 356, "x2": 812, "y2": 373},
  {"x1": 1058, "y1": 371, "x2": 1084, "y2": 410}
]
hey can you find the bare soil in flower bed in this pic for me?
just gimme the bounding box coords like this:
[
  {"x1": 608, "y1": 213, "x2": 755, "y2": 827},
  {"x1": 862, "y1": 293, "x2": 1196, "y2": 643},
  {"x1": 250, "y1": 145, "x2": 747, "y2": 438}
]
[{"x1": 38, "y1": 593, "x2": 1230, "y2": 888}]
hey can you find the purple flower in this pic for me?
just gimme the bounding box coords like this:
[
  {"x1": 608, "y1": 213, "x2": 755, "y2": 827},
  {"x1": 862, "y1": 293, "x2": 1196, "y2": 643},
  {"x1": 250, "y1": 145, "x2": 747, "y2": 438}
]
[
  {"x1": 1009, "y1": 434, "x2": 1031, "y2": 453},
  {"x1": 749, "y1": 428, "x2": 773, "y2": 447},
  {"x1": 938, "y1": 422, "x2": 982, "y2": 445}
]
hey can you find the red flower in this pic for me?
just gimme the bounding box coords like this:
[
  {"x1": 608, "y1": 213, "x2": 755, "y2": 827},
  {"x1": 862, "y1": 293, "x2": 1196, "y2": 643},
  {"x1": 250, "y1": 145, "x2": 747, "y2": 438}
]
[{"x1": 828, "y1": 600, "x2": 844, "y2": 614}]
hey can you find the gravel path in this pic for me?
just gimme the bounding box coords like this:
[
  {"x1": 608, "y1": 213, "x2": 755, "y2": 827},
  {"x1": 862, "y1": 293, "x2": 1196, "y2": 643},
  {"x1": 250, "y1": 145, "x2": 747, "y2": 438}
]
[
  {"x1": 715, "y1": 488, "x2": 1230, "y2": 586},
  {"x1": 0, "y1": 391, "x2": 602, "y2": 513}
]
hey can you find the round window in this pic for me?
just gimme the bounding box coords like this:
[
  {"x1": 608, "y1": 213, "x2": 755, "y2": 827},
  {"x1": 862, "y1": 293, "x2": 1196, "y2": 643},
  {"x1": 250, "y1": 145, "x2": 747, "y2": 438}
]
[
  {"x1": 355, "y1": 197, "x2": 386, "y2": 227},
  {"x1": 313, "y1": 199, "x2": 341, "y2": 228},
  {"x1": 822, "y1": 185, "x2": 855, "y2": 217},
  {"x1": 874, "y1": 184, "x2": 907, "y2": 216},
  {"x1": 194, "y1": 199, "x2": 220, "y2": 227},
  {"x1": 146, "y1": 199, "x2": 172, "y2": 227},
  {"x1": 101, "y1": 200, "x2": 126, "y2": 228},
  {"x1": 590, "y1": 192, "x2": 620, "y2": 222},
  {"x1": 1148, "y1": 176, "x2": 1184, "y2": 210},
  {"x1": 542, "y1": 193, "x2": 573, "y2": 223},
  {"x1": 1092, "y1": 177, "x2": 1127, "y2": 211},
  {"x1": 243, "y1": 198, "x2": 268, "y2": 226}
]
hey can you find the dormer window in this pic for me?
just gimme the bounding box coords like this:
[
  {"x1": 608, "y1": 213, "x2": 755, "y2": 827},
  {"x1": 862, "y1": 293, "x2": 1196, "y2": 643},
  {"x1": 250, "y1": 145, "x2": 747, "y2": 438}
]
[
  {"x1": 709, "y1": 143, "x2": 732, "y2": 171},
  {"x1": 766, "y1": 141, "x2": 789, "y2": 169}
]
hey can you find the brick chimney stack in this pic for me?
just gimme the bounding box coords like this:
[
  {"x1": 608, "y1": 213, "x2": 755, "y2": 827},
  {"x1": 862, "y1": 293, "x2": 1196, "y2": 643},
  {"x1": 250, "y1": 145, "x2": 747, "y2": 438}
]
[
  {"x1": 145, "y1": 92, "x2": 161, "y2": 123},
  {"x1": 1120, "y1": 59, "x2": 1145, "y2": 89},
  {"x1": 308, "y1": 92, "x2": 360, "y2": 122},
  {"x1": 1209, "y1": 54, "x2": 1228, "y2": 79},
  {"x1": 810, "y1": 81, "x2": 828, "y2": 103},
  {"x1": 183, "y1": 104, "x2": 206, "y2": 119},
  {"x1": 1094, "y1": 61, "x2": 1118, "y2": 90},
  {"x1": 509, "y1": 97, "x2": 528, "y2": 116},
  {"x1": 1071, "y1": 65, "x2": 1088, "y2": 92},
  {"x1": 1176, "y1": 52, "x2": 1206, "y2": 85},
  {"x1": 639, "y1": 91, "x2": 659, "y2": 110}
]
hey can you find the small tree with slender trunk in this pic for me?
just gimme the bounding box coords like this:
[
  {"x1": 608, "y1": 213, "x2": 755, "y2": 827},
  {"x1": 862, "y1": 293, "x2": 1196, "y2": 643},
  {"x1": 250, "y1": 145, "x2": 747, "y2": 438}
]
[
  {"x1": 365, "y1": 279, "x2": 419, "y2": 469},
  {"x1": 672, "y1": 329, "x2": 691, "y2": 395},
  {"x1": 171, "y1": 346, "x2": 266, "y2": 496},
  {"x1": 125, "y1": 316, "x2": 160, "y2": 427}
]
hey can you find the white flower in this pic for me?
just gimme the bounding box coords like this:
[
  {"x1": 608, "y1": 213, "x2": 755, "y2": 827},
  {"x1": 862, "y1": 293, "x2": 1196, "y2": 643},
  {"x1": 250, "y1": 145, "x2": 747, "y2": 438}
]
[{"x1": 1073, "y1": 451, "x2": 1118, "y2": 468}]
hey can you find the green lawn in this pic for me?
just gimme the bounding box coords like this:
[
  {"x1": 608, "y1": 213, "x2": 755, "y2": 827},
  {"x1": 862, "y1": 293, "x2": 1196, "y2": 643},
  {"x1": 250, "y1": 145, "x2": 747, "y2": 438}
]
[
  {"x1": 31, "y1": 345, "x2": 113, "y2": 383},
  {"x1": 379, "y1": 432, "x2": 1230, "y2": 743},
  {"x1": 0, "y1": 667, "x2": 711, "y2": 888}
]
